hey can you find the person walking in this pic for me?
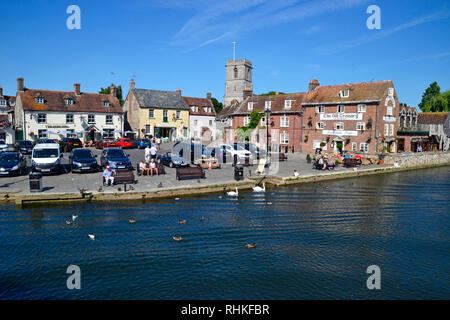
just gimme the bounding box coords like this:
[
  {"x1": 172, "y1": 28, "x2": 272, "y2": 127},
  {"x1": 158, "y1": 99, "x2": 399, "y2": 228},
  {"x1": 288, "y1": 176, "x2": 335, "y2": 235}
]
[
  {"x1": 150, "y1": 144, "x2": 158, "y2": 160},
  {"x1": 144, "y1": 145, "x2": 151, "y2": 163}
]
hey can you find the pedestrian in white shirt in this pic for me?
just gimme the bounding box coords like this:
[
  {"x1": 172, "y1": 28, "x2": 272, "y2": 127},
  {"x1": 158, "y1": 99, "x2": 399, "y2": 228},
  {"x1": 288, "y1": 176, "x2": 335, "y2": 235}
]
[{"x1": 145, "y1": 145, "x2": 151, "y2": 163}]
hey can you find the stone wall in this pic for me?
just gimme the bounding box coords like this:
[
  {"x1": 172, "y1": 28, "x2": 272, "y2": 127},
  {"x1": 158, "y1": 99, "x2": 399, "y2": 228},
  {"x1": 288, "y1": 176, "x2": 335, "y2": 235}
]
[{"x1": 381, "y1": 151, "x2": 450, "y2": 167}]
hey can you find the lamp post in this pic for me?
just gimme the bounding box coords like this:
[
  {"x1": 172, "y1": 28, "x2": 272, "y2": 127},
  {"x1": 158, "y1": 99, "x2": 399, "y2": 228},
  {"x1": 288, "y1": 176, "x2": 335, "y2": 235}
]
[{"x1": 265, "y1": 107, "x2": 271, "y2": 154}]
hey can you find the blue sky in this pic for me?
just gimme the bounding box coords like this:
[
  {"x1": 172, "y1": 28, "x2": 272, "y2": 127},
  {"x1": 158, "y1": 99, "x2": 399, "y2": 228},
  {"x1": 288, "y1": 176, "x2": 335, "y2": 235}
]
[{"x1": 0, "y1": 0, "x2": 449, "y2": 108}]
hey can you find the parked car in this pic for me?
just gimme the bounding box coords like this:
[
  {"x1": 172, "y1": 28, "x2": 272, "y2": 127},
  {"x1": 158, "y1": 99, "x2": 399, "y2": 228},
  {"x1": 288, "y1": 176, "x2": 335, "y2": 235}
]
[
  {"x1": 203, "y1": 145, "x2": 232, "y2": 163},
  {"x1": 0, "y1": 152, "x2": 27, "y2": 176},
  {"x1": 0, "y1": 140, "x2": 8, "y2": 153},
  {"x1": 31, "y1": 143, "x2": 63, "y2": 174},
  {"x1": 216, "y1": 143, "x2": 253, "y2": 163},
  {"x1": 173, "y1": 141, "x2": 207, "y2": 163},
  {"x1": 100, "y1": 148, "x2": 132, "y2": 169},
  {"x1": 243, "y1": 142, "x2": 270, "y2": 164},
  {"x1": 15, "y1": 140, "x2": 34, "y2": 154},
  {"x1": 69, "y1": 148, "x2": 99, "y2": 173},
  {"x1": 134, "y1": 138, "x2": 151, "y2": 149},
  {"x1": 95, "y1": 139, "x2": 119, "y2": 149},
  {"x1": 36, "y1": 138, "x2": 57, "y2": 144},
  {"x1": 116, "y1": 138, "x2": 134, "y2": 149},
  {"x1": 59, "y1": 138, "x2": 82, "y2": 152},
  {"x1": 157, "y1": 151, "x2": 190, "y2": 168}
]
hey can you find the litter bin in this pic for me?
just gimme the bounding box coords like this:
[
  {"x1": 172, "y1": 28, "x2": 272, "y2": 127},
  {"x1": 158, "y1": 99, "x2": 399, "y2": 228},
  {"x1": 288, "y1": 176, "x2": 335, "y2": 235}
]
[
  {"x1": 29, "y1": 172, "x2": 43, "y2": 192},
  {"x1": 234, "y1": 164, "x2": 244, "y2": 181}
]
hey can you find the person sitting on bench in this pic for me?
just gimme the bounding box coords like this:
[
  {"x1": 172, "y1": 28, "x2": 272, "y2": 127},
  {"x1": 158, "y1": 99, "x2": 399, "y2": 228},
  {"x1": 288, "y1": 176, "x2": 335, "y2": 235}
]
[
  {"x1": 149, "y1": 159, "x2": 159, "y2": 176},
  {"x1": 139, "y1": 160, "x2": 150, "y2": 176},
  {"x1": 103, "y1": 166, "x2": 116, "y2": 186}
]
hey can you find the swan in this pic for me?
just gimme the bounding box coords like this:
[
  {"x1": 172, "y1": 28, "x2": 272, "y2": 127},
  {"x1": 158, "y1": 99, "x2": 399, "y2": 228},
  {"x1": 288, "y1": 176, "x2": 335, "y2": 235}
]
[
  {"x1": 129, "y1": 219, "x2": 136, "y2": 224},
  {"x1": 88, "y1": 234, "x2": 95, "y2": 240},
  {"x1": 72, "y1": 215, "x2": 78, "y2": 221},
  {"x1": 227, "y1": 187, "x2": 238, "y2": 196},
  {"x1": 253, "y1": 183, "x2": 266, "y2": 192},
  {"x1": 178, "y1": 219, "x2": 186, "y2": 225}
]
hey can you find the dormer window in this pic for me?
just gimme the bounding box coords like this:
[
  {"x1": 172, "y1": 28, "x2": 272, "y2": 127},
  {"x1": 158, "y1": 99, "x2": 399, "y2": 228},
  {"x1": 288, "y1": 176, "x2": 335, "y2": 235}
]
[
  {"x1": 248, "y1": 102, "x2": 253, "y2": 111},
  {"x1": 102, "y1": 100, "x2": 110, "y2": 107},
  {"x1": 203, "y1": 107, "x2": 207, "y2": 113},
  {"x1": 339, "y1": 89, "x2": 350, "y2": 98},
  {"x1": 265, "y1": 100, "x2": 272, "y2": 111},
  {"x1": 0, "y1": 100, "x2": 6, "y2": 107},
  {"x1": 65, "y1": 98, "x2": 74, "y2": 106},
  {"x1": 388, "y1": 88, "x2": 394, "y2": 96},
  {"x1": 36, "y1": 97, "x2": 45, "y2": 104},
  {"x1": 284, "y1": 100, "x2": 292, "y2": 109},
  {"x1": 191, "y1": 106, "x2": 195, "y2": 112}
]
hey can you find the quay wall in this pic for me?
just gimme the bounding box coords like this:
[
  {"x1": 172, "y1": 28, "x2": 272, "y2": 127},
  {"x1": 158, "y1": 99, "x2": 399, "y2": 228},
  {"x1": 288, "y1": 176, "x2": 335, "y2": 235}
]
[{"x1": 380, "y1": 151, "x2": 450, "y2": 166}]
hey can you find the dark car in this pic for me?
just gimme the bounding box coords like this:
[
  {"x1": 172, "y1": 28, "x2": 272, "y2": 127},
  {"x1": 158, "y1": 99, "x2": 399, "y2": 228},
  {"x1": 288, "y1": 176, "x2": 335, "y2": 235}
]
[
  {"x1": 100, "y1": 148, "x2": 132, "y2": 169},
  {"x1": 157, "y1": 151, "x2": 190, "y2": 168},
  {"x1": 134, "y1": 138, "x2": 151, "y2": 149},
  {"x1": 15, "y1": 140, "x2": 34, "y2": 154},
  {"x1": 59, "y1": 138, "x2": 82, "y2": 152},
  {"x1": 0, "y1": 152, "x2": 27, "y2": 176},
  {"x1": 69, "y1": 149, "x2": 99, "y2": 173}
]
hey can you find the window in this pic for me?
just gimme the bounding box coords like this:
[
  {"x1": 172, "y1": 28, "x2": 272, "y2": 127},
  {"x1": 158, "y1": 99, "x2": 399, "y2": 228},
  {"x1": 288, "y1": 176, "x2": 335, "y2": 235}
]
[
  {"x1": 260, "y1": 117, "x2": 266, "y2": 126},
  {"x1": 234, "y1": 67, "x2": 238, "y2": 79},
  {"x1": 360, "y1": 143, "x2": 369, "y2": 153},
  {"x1": 163, "y1": 110, "x2": 168, "y2": 122},
  {"x1": 284, "y1": 100, "x2": 292, "y2": 109},
  {"x1": 149, "y1": 109, "x2": 154, "y2": 118},
  {"x1": 194, "y1": 120, "x2": 198, "y2": 126},
  {"x1": 176, "y1": 111, "x2": 181, "y2": 119},
  {"x1": 356, "y1": 122, "x2": 365, "y2": 130},
  {"x1": 103, "y1": 129, "x2": 114, "y2": 139},
  {"x1": 316, "y1": 122, "x2": 325, "y2": 129},
  {"x1": 389, "y1": 124, "x2": 394, "y2": 136},
  {"x1": 337, "y1": 105, "x2": 345, "y2": 113},
  {"x1": 265, "y1": 100, "x2": 272, "y2": 111},
  {"x1": 280, "y1": 115, "x2": 289, "y2": 127},
  {"x1": 388, "y1": 88, "x2": 394, "y2": 96},
  {"x1": 357, "y1": 104, "x2": 366, "y2": 112},
  {"x1": 384, "y1": 124, "x2": 389, "y2": 136},
  {"x1": 65, "y1": 98, "x2": 74, "y2": 106},
  {"x1": 247, "y1": 102, "x2": 253, "y2": 111},
  {"x1": 203, "y1": 107, "x2": 207, "y2": 113},
  {"x1": 66, "y1": 114, "x2": 74, "y2": 124},
  {"x1": 334, "y1": 122, "x2": 344, "y2": 130},
  {"x1": 37, "y1": 113, "x2": 46, "y2": 124},
  {"x1": 352, "y1": 142, "x2": 357, "y2": 152},
  {"x1": 244, "y1": 116, "x2": 250, "y2": 126},
  {"x1": 280, "y1": 132, "x2": 289, "y2": 144},
  {"x1": 318, "y1": 105, "x2": 325, "y2": 113},
  {"x1": 340, "y1": 89, "x2": 349, "y2": 98},
  {"x1": 145, "y1": 124, "x2": 151, "y2": 134},
  {"x1": 0, "y1": 100, "x2": 7, "y2": 107},
  {"x1": 88, "y1": 114, "x2": 95, "y2": 124},
  {"x1": 387, "y1": 107, "x2": 393, "y2": 116},
  {"x1": 102, "y1": 100, "x2": 110, "y2": 107},
  {"x1": 67, "y1": 129, "x2": 76, "y2": 138},
  {"x1": 36, "y1": 97, "x2": 44, "y2": 104},
  {"x1": 106, "y1": 115, "x2": 113, "y2": 124},
  {"x1": 209, "y1": 120, "x2": 213, "y2": 126},
  {"x1": 191, "y1": 106, "x2": 195, "y2": 112},
  {"x1": 38, "y1": 129, "x2": 47, "y2": 139}
]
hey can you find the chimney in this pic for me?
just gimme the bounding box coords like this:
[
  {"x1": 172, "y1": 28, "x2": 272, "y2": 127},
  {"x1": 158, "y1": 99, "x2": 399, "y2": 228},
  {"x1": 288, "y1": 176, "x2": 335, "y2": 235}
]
[
  {"x1": 243, "y1": 86, "x2": 253, "y2": 99},
  {"x1": 176, "y1": 88, "x2": 181, "y2": 95},
  {"x1": 0, "y1": 86, "x2": 3, "y2": 97},
  {"x1": 17, "y1": 77, "x2": 24, "y2": 92},
  {"x1": 275, "y1": 92, "x2": 279, "y2": 95},
  {"x1": 110, "y1": 84, "x2": 116, "y2": 97},
  {"x1": 74, "y1": 83, "x2": 81, "y2": 96},
  {"x1": 130, "y1": 79, "x2": 135, "y2": 90},
  {"x1": 206, "y1": 92, "x2": 212, "y2": 99},
  {"x1": 309, "y1": 79, "x2": 319, "y2": 92}
]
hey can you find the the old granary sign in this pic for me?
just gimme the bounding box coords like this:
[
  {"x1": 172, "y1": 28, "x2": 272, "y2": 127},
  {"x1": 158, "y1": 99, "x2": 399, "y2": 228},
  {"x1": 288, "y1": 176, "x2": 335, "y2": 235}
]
[
  {"x1": 320, "y1": 113, "x2": 363, "y2": 121},
  {"x1": 323, "y1": 130, "x2": 358, "y2": 136}
]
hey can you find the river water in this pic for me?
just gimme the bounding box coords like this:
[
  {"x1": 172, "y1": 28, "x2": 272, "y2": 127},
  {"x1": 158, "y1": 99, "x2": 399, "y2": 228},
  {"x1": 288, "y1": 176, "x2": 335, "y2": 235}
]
[{"x1": 0, "y1": 167, "x2": 449, "y2": 299}]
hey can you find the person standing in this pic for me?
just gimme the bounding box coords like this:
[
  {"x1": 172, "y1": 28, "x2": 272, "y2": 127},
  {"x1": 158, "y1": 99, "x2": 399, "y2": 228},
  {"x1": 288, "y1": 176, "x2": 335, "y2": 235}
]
[
  {"x1": 150, "y1": 144, "x2": 158, "y2": 160},
  {"x1": 145, "y1": 145, "x2": 151, "y2": 163}
]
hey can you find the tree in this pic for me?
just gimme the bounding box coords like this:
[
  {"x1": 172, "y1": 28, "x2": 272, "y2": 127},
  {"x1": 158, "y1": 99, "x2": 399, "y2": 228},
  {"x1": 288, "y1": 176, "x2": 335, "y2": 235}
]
[
  {"x1": 429, "y1": 95, "x2": 448, "y2": 112},
  {"x1": 259, "y1": 91, "x2": 285, "y2": 96},
  {"x1": 236, "y1": 110, "x2": 264, "y2": 141},
  {"x1": 99, "y1": 84, "x2": 124, "y2": 106},
  {"x1": 211, "y1": 97, "x2": 223, "y2": 114},
  {"x1": 419, "y1": 82, "x2": 441, "y2": 112},
  {"x1": 441, "y1": 90, "x2": 450, "y2": 112}
]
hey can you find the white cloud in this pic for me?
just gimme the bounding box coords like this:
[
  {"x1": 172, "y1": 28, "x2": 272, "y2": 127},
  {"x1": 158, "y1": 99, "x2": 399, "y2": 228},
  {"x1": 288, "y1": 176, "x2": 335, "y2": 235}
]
[{"x1": 405, "y1": 51, "x2": 450, "y2": 62}]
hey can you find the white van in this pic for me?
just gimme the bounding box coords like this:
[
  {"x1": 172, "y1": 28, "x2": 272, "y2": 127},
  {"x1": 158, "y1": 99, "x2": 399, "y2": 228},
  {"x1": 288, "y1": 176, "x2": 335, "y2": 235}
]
[{"x1": 31, "y1": 143, "x2": 63, "y2": 174}]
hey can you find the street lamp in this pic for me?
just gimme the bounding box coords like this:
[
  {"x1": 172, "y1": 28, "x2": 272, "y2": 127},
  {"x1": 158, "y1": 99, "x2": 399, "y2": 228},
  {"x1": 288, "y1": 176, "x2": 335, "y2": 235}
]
[{"x1": 265, "y1": 102, "x2": 272, "y2": 154}]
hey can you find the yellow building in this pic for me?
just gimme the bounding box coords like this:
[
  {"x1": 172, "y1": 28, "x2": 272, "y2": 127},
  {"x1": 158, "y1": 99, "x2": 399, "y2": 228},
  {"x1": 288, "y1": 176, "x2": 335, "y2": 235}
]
[{"x1": 123, "y1": 80, "x2": 189, "y2": 141}]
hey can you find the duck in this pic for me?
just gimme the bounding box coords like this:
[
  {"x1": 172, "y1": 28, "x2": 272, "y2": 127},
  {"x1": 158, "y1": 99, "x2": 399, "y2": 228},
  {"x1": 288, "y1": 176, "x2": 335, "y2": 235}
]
[
  {"x1": 128, "y1": 219, "x2": 136, "y2": 224},
  {"x1": 227, "y1": 187, "x2": 238, "y2": 196},
  {"x1": 173, "y1": 236, "x2": 183, "y2": 241},
  {"x1": 72, "y1": 215, "x2": 78, "y2": 221},
  {"x1": 88, "y1": 234, "x2": 95, "y2": 240},
  {"x1": 178, "y1": 219, "x2": 186, "y2": 225},
  {"x1": 157, "y1": 182, "x2": 163, "y2": 188},
  {"x1": 199, "y1": 216, "x2": 205, "y2": 221},
  {"x1": 253, "y1": 183, "x2": 266, "y2": 192},
  {"x1": 66, "y1": 220, "x2": 72, "y2": 225},
  {"x1": 246, "y1": 243, "x2": 257, "y2": 249}
]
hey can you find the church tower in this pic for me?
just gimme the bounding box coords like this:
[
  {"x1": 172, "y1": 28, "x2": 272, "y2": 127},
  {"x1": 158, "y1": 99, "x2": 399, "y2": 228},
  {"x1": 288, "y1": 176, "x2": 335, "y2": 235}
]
[{"x1": 223, "y1": 58, "x2": 253, "y2": 107}]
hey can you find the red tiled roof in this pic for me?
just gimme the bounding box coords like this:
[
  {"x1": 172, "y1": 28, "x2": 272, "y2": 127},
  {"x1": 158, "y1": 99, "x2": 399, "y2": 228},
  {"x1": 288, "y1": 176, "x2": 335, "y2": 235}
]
[
  {"x1": 418, "y1": 112, "x2": 449, "y2": 125},
  {"x1": 19, "y1": 89, "x2": 123, "y2": 113},
  {"x1": 182, "y1": 96, "x2": 216, "y2": 116}
]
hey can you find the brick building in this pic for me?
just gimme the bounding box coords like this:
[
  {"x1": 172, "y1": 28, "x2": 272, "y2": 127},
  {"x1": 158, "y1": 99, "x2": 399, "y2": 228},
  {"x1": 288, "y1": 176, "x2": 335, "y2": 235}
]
[{"x1": 219, "y1": 79, "x2": 401, "y2": 154}]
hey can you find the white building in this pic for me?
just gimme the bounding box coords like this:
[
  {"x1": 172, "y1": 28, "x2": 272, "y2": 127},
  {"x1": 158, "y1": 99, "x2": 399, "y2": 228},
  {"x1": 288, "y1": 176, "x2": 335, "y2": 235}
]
[
  {"x1": 14, "y1": 78, "x2": 123, "y2": 143},
  {"x1": 183, "y1": 94, "x2": 217, "y2": 143},
  {"x1": 0, "y1": 86, "x2": 15, "y2": 146}
]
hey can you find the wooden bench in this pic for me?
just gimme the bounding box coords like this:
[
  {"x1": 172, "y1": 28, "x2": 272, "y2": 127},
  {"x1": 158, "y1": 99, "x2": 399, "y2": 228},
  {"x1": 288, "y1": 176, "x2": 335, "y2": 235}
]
[
  {"x1": 195, "y1": 158, "x2": 221, "y2": 169},
  {"x1": 103, "y1": 169, "x2": 136, "y2": 185},
  {"x1": 136, "y1": 162, "x2": 166, "y2": 176},
  {"x1": 176, "y1": 166, "x2": 205, "y2": 180},
  {"x1": 343, "y1": 158, "x2": 362, "y2": 168}
]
